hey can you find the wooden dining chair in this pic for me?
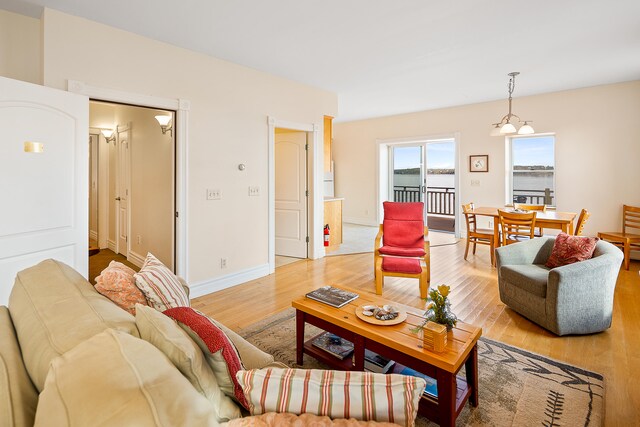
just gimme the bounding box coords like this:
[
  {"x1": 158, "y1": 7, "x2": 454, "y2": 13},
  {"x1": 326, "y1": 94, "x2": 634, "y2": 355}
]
[
  {"x1": 462, "y1": 203, "x2": 496, "y2": 266},
  {"x1": 574, "y1": 209, "x2": 591, "y2": 236},
  {"x1": 514, "y1": 203, "x2": 546, "y2": 236},
  {"x1": 598, "y1": 205, "x2": 640, "y2": 270},
  {"x1": 498, "y1": 209, "x2": 537, "y2": 246}
]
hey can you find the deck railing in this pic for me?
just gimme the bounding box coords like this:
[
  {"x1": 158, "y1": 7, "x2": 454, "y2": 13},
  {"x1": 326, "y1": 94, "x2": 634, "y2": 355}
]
[
  {"x1": 394, "y1": 186, "x2": 456, "y2": 216},
  {"x1": 512, "y1": 188, "x2": 554, "y2": 205},
  {"x1": 393, "y1": 186, "x2": 555, "y2": 215}
]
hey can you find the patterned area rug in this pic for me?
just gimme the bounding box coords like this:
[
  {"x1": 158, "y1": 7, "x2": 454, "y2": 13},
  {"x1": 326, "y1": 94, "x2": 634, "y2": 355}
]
[{"x1": 238, "y1": 308, "x2": 604, "y2": 427}]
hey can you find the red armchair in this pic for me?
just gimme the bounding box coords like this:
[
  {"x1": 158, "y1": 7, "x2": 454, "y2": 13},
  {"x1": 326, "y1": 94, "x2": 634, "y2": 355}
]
[{"x1": 374, "y1": 202, "x2": 430, "y2": 298}]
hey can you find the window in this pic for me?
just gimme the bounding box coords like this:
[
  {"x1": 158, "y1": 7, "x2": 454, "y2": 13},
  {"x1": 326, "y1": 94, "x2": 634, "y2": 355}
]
[{"x1": 509, "y1": 135, "x2": 555, "y2": 206}]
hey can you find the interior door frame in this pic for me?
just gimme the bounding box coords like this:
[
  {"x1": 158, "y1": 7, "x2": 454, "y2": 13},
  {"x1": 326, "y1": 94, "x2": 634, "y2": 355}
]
[
  {"x1": 68, "y1": 80, "x2": 190, "y2": 280},
  {"x1": 376, "y1": 133, "x2": 461, "y2": 237},
  {"x1": 267, "y1": 117, "x2": 321, "y2": 273}
]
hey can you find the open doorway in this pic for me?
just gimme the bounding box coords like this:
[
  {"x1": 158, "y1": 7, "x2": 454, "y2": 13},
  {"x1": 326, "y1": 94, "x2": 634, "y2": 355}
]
[
  {"x1": 88, "y1": 100, "x2": 176, "y2": 281},
  {"x1": 274, "y1": 128, "x2": 309, "y2": 268}
]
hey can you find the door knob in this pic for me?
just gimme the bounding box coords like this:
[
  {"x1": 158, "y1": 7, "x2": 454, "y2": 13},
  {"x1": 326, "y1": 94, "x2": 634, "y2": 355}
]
[{"x1": 115, "y1": 197, "x2": 121, "y2": 201}]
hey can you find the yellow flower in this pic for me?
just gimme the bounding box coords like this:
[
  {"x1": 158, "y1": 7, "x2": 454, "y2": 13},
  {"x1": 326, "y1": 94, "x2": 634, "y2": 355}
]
[
  {"x1": 426, "y1": 302, "x2": 434, "y2": 310},
  {"x1": 437, "y1": 284, "x2": 450, "y2": 298}
]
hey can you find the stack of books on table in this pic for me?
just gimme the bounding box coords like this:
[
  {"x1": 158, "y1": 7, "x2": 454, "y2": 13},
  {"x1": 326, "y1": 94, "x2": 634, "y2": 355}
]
[
  {"x1": 305, "y1": 286, "x2": 359, "y2": 308},
  {"x1": 311, "y1": 332, "x2": 354, "y2": 360},
  {"x1": 364, "y1": 349, "x2": 395, "y2": 374}
]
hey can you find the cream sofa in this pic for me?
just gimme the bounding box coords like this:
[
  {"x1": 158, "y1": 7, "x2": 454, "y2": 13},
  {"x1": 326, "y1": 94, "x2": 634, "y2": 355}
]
[
  {"x1": 0, "y1": 259, "x2": 288, "y2": 426},
  {"x1": 1, "y1": 260, "x2": 410, "y2": 427}
]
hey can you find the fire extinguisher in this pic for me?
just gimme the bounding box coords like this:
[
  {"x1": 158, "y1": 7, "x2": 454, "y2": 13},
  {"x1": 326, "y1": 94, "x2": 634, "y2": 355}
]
[{"x1": 324, "y1": 224, "x2": 330, "y2": 247}]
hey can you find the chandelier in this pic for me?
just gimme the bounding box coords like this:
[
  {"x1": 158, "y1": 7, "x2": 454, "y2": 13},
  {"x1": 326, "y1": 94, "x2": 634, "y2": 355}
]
[{"x1": 490, "y1": 72, "x2": 534, "y2": 136}]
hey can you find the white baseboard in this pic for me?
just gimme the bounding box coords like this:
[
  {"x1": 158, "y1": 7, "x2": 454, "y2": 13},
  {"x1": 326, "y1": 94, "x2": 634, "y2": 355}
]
[
  {"x1": 343, "y1": 216, "x2": 378, "y2": 227},
  {"x1": 107, "y1": 239, "x2": 116, "y2": 252},
  {"x1": 188, "y1": 263, "x2": 270, "y2": 299},
  {"x1": 89, "y1": 230, "x2": 98, "y2": 242},
  {"x1": 127, "y1": 251, "x2": 145, "y2": 268}
]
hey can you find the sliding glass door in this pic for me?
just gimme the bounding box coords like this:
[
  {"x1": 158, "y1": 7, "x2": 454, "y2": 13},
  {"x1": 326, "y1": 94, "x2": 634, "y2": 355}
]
[{"x1": 389, "y1": 140, "x2": 456, "y2": 233}]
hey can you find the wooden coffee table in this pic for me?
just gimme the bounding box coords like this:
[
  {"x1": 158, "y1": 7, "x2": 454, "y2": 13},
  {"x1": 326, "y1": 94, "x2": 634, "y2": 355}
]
[{"x1": 292, "y1": 287, "x2": 482, "y2": 427}]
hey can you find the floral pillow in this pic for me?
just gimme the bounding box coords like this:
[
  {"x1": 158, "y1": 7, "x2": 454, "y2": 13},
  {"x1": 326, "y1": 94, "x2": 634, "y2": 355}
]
[
  {"x1": 545, "y1": 233, "x2": 599, "y2": 268},
  {"x1": 95, "y1": 261, "x2": 148, "y2": 314}
]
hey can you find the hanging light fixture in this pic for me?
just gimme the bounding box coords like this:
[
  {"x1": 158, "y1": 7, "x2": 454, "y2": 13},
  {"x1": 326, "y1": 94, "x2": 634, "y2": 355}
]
[{"x1": 490, "y1": 72, "x2": 534, "y2": 136}]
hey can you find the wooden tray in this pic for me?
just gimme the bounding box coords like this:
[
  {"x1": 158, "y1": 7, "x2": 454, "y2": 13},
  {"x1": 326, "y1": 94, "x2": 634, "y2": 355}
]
[{"x1": 355, "y1": 305, "x2": 407, "y2": 326}]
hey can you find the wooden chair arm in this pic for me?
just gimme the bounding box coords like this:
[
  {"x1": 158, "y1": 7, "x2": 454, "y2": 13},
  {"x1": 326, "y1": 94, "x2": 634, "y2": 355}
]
[{"x1": 374, "y1": 224, "x2": 384, "y2": 253}]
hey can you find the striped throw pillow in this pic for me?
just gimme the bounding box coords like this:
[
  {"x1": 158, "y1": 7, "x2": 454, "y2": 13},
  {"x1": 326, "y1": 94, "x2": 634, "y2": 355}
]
[
  {"x1": 236, "y1": 368, "x2": 426, "y2": 427},
  {"x1": 134, "y1": 253, "x2": 189, "y2": 311}
]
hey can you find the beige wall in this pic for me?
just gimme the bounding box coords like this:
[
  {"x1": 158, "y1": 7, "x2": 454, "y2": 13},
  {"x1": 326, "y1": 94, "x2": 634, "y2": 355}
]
[
  {"x1": 333, "y1": 81, "x2": 640, "y2": 237},
  {"x1": 0, "y1": 10, "x2": 41, "y2": 84},
  {"x1": 39, "y1": 9, "x2": 337, "y2": 286}
]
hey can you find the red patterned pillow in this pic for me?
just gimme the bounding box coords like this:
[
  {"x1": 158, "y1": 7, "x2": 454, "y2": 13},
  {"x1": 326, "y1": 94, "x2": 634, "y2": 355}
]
[
  {"x1": 164, "y1": 307, "x2": 248, "y2": 410},
  {"x1": 545, "y1": 233, "x2": 599, "y2": 268},
  {"x1": 95, "y1": 261, "x2": 148, "y2": 314}
]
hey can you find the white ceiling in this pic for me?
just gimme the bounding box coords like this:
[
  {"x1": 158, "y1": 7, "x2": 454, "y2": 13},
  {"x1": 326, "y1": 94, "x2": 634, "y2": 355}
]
[{"x1": 3, "y1": 0, "x2": 640, "y2": 121}]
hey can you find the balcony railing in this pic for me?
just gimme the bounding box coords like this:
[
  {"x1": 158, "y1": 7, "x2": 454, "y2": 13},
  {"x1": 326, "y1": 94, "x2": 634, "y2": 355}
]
[
  {"x1": 393, "y1": 186, "x2": 555, "y2": 216},
  {"x1": 512, "y1": 188, "x2": 554, "y2": 205},
  {"x1": 394, "y1": 186, "x2": 456, "y2": 216}
]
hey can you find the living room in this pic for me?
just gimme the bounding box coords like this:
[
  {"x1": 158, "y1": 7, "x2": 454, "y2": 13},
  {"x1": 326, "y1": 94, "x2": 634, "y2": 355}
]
[{"x1": 1, "y1": 2, "x2": 639, "y2": 426}]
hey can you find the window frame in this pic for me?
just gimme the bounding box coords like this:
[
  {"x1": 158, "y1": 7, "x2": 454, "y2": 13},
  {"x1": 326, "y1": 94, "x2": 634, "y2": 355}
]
[{"x1": 506, "y1": 133, "x2": 556, "y2": 207}]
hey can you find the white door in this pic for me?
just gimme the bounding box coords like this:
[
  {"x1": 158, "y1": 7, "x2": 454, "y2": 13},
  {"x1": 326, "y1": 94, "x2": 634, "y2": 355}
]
[
  {"x1": 275, "y1": 130, "x2": 308, "y2": 258},
  {"x1": 0, "y1": 76, "x2": 88, "y2": 305},
  {"x1": 116, "y1": 125, "x2": 131, "y2": 256}
]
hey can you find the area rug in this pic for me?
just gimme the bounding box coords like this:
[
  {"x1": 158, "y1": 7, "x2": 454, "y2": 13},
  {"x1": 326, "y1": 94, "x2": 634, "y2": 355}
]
[{"x1": 238, "y1": 308, "x2": 604, "y2": 427}]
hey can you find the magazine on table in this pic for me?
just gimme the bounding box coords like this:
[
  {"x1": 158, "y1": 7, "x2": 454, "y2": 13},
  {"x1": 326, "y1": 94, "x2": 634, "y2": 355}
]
[
  {"x1": 305, "y1": 286, "x2": 359, "y2": 308},
  {"x1": 364, "y1": 349, "x2": 395, "y2": 374},
  {"x1": 311, "y1": 332, "x2": 354, "y2": 360},
  {"x1": 398, "y1": 366, "x2": 438, "y2": 398}
]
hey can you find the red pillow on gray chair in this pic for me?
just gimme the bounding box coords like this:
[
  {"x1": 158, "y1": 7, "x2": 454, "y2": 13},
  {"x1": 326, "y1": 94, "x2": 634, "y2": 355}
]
[{"x1": 545, "y1": 232, "x2": 598, "y2": 268}]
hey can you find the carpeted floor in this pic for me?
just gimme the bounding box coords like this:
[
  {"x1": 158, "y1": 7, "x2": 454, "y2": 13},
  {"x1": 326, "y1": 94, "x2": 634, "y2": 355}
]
[{"x1": 238, "y1": 308, "x2": 604, "y2": 427}]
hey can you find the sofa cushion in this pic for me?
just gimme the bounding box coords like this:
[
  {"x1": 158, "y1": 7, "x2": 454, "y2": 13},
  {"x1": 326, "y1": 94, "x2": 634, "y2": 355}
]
[
  {"x1": 236, "y1": 368, "x2": 425, "y2": 427},
  {"x1": 8, "y1": 259, "x2": 139, "y2": 392},
  {"x1": 500, "y1": 264, "x2": 550, "y2": 298},
  {"x1": 545, "y1": 232, "x2": 599, "y2": 268},
  {"x1": 135, "y1": 304, "x2": 242, "y2": 421},
  {"x1": 209, "y1": 318, "x2": 276, "y2": 370},
  {"x1": 34, "y1": 329, "x2": 218, "y2": 427},
  {"x1": 134, "y1": 253, "x2": 190, "y2": 311},
  {"x1": 0, "y1": 306, "x2": 38, "y2": 427},
  {"x1": 95, "y1": 260, "x2": 148, "y2": 314},
  {"x1": 165, "y1": 307, "x2": 249, "y2": 409}
]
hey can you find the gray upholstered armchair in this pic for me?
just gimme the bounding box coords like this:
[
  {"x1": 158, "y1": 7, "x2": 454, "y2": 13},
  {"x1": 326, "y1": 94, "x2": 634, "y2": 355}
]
[{"x1": 495, "y1": 236, "x2": 623, "y2": 336}]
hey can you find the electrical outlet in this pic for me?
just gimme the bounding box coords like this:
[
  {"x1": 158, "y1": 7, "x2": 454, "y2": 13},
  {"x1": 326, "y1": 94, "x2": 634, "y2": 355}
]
[
  {"x1": 207, "y1": 189, "x2": 221, "y2": 200},
  {"x1": 220, "y1": 258, "x2": 227, "y2": 269},
  {"x1": 248, "y1": 186, "x2": 260, "y2": 196},
  {"x1": 137, "y1": 235, "x2": 142, "y2": 244},
  {"x1": 471, "y1": 179, "x2": 480, "y2": 187},
  {"x1": 488, "y1": 220, "x2": 493, "y2": 228}
]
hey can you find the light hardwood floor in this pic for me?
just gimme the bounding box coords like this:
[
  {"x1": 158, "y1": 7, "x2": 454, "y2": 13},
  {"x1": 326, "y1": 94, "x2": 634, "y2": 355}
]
[{"x1": 192, "y1": 241, "x2": 640, "y2": 425}]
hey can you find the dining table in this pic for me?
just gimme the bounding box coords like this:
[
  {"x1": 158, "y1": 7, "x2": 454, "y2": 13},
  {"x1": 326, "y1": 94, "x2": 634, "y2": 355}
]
[{"x1": 468, "y1": 206, "x2": 577, "y2": 247}]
